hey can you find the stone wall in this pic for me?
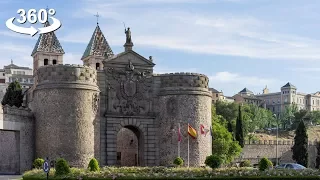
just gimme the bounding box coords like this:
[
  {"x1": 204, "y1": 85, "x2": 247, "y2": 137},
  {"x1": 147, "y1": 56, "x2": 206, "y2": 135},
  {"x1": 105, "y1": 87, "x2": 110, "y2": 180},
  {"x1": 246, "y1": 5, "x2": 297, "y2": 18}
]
[
  {"x1": 236, "y1": 140, "x2": 317, "y2": 167},
  {"x1": 0, "y1": 105, "x2": 34, "y2": 174},
  {"x1": 156, "y1": 73, "x2": 212, "y2": 166},
  {"x1": 0, "y1": 130, "x2": 19, "y2": 174},
  {"x1": 32, "y1": 65, "x2": 100, "y2": 168}
]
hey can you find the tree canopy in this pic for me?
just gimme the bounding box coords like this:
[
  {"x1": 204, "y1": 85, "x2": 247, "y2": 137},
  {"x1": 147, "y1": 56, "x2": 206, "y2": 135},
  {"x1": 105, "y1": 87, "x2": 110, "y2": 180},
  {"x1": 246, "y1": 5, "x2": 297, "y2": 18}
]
[
  {"x1": 212, "y1": 106, "x2": 242, "y2": 164},
  {"x1": 1, "y1": 81, "x2": 24, "y2": 107}
]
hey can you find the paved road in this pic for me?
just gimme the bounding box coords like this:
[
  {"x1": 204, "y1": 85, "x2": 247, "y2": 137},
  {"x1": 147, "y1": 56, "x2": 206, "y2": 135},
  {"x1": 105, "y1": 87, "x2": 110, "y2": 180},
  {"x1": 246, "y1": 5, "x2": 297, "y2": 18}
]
[{"x1": 0, "y1": 175, "x2": 22, "y2": 180}]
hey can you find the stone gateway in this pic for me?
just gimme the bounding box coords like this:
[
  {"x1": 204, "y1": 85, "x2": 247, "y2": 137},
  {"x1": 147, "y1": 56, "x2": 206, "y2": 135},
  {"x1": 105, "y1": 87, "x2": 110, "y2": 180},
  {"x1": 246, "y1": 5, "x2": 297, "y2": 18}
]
[{"x1": 0, "y1": 22, "x2": 212, "y2": 174}]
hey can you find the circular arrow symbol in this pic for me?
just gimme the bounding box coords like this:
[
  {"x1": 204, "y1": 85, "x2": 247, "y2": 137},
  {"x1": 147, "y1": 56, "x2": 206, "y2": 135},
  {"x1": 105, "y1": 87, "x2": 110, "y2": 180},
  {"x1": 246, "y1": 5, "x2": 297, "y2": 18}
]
[
  {"x1": 38, "y1": 17, "x2": 61, "y2": 34},
  {"x1": 6, "y1": 17, "x2": 38, "y2": 36}
]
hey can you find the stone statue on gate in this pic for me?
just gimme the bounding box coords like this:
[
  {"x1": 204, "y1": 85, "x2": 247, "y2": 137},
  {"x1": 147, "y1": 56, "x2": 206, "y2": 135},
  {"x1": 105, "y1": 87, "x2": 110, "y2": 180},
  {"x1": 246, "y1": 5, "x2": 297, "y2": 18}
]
[{"x1": 125, "y1": 27, "x2": 132, "y2": 44}]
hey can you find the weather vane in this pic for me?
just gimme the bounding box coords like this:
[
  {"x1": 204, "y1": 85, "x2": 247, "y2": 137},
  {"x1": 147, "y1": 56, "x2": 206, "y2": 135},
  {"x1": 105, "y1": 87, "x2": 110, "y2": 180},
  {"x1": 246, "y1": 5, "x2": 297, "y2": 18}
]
[{"x1": 94, "y1": 12, "x2": 100, "y2": 24}]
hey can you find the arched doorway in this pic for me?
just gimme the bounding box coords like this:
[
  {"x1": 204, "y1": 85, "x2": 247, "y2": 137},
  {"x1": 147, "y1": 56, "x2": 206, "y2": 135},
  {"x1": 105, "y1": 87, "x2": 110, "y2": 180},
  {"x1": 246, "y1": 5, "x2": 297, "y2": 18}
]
[{"x1": 116, "y1": 125, "x2": 143, "y2": 166}]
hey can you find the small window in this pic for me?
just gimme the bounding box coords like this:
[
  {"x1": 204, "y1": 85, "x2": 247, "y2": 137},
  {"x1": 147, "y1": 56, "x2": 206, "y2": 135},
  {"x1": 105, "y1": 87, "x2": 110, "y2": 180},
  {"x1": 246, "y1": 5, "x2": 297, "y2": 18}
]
[
  {"x1": 53, "y1": 59, "x2": 57, "y2": 65},
  {"x1": 44, "y1": 59, "x2": 48, "y2": 65},
  {"x1": 216, "y1": 94, "x2": 218, "y2": 97},
  {"x1": 96, "y1": 63, "x2": 100, "y2": 70},
  {"x1": 117, "y1": 152, "x2": 121, "y2": 160}
]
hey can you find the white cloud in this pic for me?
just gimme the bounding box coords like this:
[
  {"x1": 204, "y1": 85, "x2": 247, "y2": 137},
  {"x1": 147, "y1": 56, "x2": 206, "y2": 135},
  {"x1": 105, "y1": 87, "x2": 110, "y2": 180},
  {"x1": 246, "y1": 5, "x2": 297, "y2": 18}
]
[
  {"x1": 63, "y1": 2, "x2": 320, "y2": 61},
  {"x1": 207, "y1": 71, "x2": 284, "y2": 95},
  {"x1": 209, "y1": 71, "x2": 276, "y2": 86}
]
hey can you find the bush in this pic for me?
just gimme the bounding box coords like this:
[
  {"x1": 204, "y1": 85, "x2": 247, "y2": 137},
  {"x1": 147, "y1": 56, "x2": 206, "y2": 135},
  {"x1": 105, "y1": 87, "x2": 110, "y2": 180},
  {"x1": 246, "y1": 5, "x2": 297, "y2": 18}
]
[
  {"x1": 258, "y1": 157, "x2": 273, "y2": 171},
  {"x1": 205, "y1": 155, "x2": 223, "y2": 169},
  {"x1": 55, "y1": 158, "x2": 70, "y2": 176},
  {"x1": 88, "y1": 158, "x2": 100, "y2": 172},
  {"x1": 240, "y1": 160, "x2": 251, "y2": 167},
  {"x1": 33, "y1": 158, "x2": 44, "y2": 169},
  {"x1": 173, "y1": 157, "x2": 184, "y2": 166}
]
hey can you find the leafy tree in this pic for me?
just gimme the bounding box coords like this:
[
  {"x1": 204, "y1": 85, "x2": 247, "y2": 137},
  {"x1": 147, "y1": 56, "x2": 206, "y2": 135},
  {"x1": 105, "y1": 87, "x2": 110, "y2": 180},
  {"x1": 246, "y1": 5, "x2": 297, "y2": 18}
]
[
  {"x1": 292, "y1": 120, "x2": 308, "y2": 167},
  {"x1": 310, "y1": 111, "x2": 320, "y2": 125},
  {"x1": 292, "y1": 110, "x2": 309, "y2": 130},
  {"x1": 212, "y1": 120, "x2": 242, "y2": 164},
  {"x1": 316, "y1": 142, "x2": 320, "y2": 169},
  {"x1": 235, "y1": 105, "x2": 244, "y2": 148},
  {"x1": 1, "y1": 81, "x2": 23, "y2": 107},
  {"x1": 280, "y1": 104, "x2": 298, "y2": 130},
  {"x1": 215, "y1": 101, "x2": 238, "y2": 126}
]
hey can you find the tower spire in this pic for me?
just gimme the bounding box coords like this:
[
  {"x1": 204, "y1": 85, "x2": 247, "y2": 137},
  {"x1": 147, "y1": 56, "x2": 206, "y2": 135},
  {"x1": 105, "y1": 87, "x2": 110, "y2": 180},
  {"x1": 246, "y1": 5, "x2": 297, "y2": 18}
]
[{"x1": 94, "y1": 12, "x2": 100, "y2": 25}]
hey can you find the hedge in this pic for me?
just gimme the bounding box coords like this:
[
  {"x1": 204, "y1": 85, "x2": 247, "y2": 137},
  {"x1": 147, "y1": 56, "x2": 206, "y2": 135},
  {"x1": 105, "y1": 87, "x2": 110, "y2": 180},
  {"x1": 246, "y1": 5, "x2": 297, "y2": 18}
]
[{"x1": 22, "y1": 177, "x2": 320, "y2": 180}]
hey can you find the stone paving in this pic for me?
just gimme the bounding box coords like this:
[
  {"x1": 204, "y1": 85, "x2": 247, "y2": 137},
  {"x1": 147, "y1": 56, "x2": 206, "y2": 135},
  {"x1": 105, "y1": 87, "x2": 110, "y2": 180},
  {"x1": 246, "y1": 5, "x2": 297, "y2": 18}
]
[{"x1": 0, "y1": 175, "x2": 21, "y2": 180}]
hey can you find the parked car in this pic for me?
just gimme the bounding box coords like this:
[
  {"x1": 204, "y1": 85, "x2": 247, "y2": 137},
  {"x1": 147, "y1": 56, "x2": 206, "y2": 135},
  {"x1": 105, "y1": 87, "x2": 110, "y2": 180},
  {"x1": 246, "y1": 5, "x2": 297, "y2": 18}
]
[{"x1": 275, "y1": 163, "x2": 306, "y2": 170}]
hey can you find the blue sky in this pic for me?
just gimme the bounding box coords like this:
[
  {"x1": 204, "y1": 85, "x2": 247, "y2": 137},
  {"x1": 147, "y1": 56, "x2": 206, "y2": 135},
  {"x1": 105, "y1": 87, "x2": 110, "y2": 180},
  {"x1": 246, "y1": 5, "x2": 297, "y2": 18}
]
[{"x1": 1, "y1": 0, "x2": 320, "y2": 96}]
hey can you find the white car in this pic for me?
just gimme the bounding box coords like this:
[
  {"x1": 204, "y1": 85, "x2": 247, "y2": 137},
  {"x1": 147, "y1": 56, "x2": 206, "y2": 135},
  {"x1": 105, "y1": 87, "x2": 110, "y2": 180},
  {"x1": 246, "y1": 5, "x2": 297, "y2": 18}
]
[{"x1": 275, "y1": 163, "x2": 306, "y2": 170}]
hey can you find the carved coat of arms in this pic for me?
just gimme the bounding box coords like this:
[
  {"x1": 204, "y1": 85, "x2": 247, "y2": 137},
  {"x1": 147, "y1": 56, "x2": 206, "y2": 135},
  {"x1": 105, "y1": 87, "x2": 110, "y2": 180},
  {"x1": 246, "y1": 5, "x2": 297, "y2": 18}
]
[{"x1": 107, "y1": 60, "x2": 152, "y2": 116}]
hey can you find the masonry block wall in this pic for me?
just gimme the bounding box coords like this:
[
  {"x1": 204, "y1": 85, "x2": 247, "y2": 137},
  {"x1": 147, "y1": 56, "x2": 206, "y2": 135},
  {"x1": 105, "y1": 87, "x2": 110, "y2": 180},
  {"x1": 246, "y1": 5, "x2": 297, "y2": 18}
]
[
  {"x1": 156, "y1": 73, "x2": 212, "y2": 166},
  {"x1": 0, "y1": 105, "x2": 34, "y2": 174},
  {"x1": 236, "y1": 141, "x2": 317, "y2": 167},
  {"x1": 32, "y1": 65, "x2": 100, "y2": 167}
]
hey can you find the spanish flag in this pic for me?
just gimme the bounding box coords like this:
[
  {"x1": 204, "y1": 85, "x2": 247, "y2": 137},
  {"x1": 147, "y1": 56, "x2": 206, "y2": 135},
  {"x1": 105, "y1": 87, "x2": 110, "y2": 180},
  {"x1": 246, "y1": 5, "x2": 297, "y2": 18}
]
[{"x1": 188, "y1": 124, "x2": 197, "y2": 139}]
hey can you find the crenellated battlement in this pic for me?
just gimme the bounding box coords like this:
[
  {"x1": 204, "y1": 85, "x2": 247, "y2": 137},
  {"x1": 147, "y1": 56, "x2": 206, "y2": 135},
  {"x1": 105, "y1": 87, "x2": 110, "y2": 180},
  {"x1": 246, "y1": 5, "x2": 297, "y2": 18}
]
[
  {"x1": 244, "y1": 139, "x2": 318, "y2": 146},
  {"x1": 158, "y1": 72, "x2": 209, "y2": 89},
  {"x1": 2, "y1": 104, "x2": 33, "y2": 118},
  {"x1": 36, "y1": 64, "x2": 97, "y2": 85}
]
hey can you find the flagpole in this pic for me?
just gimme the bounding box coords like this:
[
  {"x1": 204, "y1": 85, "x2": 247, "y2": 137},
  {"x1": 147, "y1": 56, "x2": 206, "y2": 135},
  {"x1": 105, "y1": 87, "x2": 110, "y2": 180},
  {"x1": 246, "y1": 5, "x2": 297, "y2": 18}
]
[
  {"x1": 188, "y1": 125, "x2": 190, "y2": 168},
  {"x1": 178, "y1": 123, "x2": 180, "y2": 157}
]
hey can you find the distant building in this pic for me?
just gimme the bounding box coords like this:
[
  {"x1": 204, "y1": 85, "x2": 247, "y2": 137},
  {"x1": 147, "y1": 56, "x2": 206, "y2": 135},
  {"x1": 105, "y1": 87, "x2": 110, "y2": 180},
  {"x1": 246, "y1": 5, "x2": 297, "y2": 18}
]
[
  {"x1": 233, "y1": 88, "x2": 265, "y2": 108},
  {"x1": 233, "y1": 83, "x2": 320, "y2": 116},
  {"x1": 0, "y1": 60, "x2": 33, "y2": 100},
  {"x1": 256, "y1": 82, "x2": 320, "y2": 116},
  {"x1": 210, "y1": 88, "x2": 234, "y2": 103}
]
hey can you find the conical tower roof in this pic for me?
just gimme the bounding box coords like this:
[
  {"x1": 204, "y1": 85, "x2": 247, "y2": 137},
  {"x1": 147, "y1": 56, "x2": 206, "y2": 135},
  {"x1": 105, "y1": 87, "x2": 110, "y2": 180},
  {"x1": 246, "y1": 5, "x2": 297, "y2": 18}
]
[
  {"x1": 31, "y1": 21, "x2": 64, "y2": 56},
  {"x1": 81, "y1": 24, "x2": 114, "y2": 60}
]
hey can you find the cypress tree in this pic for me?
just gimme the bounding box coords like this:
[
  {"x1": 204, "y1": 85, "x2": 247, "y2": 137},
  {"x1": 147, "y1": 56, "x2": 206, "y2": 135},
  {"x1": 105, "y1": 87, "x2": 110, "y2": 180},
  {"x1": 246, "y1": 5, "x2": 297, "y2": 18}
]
[
  {"x1": 316, "y1": 142, "x2": 320, "y2": 169},
  {"x1": 292, "y1": 120, "x2": 308, "y2": 167},
  {"x1": 235, "y1": 105, "x2": 244, "y2": 148},
  {"x1": 1, "y1": 81, "x2": 23, "y2": 107}
]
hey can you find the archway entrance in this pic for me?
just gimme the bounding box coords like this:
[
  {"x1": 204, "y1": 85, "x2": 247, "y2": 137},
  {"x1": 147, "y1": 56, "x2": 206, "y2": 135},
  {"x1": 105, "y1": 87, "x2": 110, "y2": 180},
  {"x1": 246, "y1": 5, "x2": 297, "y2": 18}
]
[{"x1": 116, "y1": 126, "x2": 142, "y2": 166}]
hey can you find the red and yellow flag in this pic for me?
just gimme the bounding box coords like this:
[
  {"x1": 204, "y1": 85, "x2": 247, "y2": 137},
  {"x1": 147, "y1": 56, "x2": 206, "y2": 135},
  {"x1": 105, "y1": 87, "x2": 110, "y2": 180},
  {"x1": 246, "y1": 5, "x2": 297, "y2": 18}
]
[{"x1": 188, "y1": 124, "x2": 197, "y2": 139}]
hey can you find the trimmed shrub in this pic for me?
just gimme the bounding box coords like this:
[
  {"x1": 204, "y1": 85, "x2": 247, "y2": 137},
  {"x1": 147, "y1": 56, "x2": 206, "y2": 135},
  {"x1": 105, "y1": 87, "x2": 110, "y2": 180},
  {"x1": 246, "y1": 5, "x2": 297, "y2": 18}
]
[
  {"x1": 173, "y1": 157, "x2": 184, "y2": 166},
  {"x1": 258, "y1": 157, "x2": 273, "y2": 171},
  {"x1": 205, "y1": 155, "x2": 223, "y2": 169},
  {"x1": 55, "y1": 158, "x2": 70, "y2": 176},
  {"x1": 88, "y1": 158, "x2": 100, "y2": 172},
  {"x1": 240, "y1": 160, "x2": 251, "y2": 167},
  {"x1": 33, "y1": 158, "x2": 44, "y2": 169}
]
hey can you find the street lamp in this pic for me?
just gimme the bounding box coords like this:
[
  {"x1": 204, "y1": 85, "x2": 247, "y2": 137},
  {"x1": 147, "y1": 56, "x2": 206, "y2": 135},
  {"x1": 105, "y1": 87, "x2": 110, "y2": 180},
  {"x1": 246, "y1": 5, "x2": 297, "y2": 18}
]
[{"x1": 273, "y1": 114, "x2": 279, "y2": 166}]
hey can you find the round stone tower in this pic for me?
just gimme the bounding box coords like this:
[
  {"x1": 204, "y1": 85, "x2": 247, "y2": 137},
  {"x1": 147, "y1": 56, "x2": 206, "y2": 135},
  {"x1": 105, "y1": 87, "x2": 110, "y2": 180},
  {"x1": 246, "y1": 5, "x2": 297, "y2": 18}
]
[
  {"x1": 32, "y1": 64, "x2": 100, "y2": 167},
  {"x1": 157, "y1": 73, "x2": 212, "y2": 166}
]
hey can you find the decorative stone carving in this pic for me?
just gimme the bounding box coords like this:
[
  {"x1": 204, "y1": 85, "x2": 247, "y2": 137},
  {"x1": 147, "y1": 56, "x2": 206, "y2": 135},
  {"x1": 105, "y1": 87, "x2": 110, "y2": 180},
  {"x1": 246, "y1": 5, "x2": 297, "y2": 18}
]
[
  {"x1": 92, "y1": 93, "x2": 100, "y2": 114},
  {"x1": 107, "y1": 60, "x2": 152, "y2": 116}
]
